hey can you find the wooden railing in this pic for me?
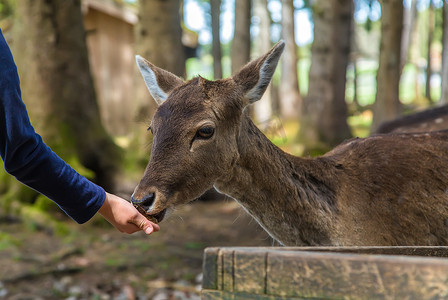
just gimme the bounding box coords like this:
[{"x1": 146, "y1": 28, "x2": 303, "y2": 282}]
[{"x1": 202, "y1": 246, "x2": 448, "y2": 299}]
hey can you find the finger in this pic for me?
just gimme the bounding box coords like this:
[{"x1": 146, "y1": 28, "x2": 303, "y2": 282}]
[
  {"x1": 143, "y1": 225, "x2": 154, "y2": 235},
  {"x1": 123, "y1": 222, "x2": 147, "y2": 234},
  {"x1": 143, "y1": 220, "x2": 160, "y2": 234},
  {"x1": 151, "y1": 222, "x2": 160, "y2": 232},
  {"x1": 132, "y1": 215, "x2": 159, "y2": 235},
  {"x1": 138, "y1": 218, "x2": 147, "y2": 230}
]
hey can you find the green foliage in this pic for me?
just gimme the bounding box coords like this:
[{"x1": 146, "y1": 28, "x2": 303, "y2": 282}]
[
  {"x1": 33, "y1": 194, "x2": 60, "y2": 212},
  {"x1": 129, "y1": 239, "x2": 152, "y2": 252},
  {"x1": 87, "y1": 213, "x2": 111, "y2": 228},
  {"x1": 345, "y1": 60, "x2": 378, "y2": 107},
  {"x1": 66, "y1": 156, "x2": 96, "y2": 179},
  {"x1": 0, "y1": 167, "x2": 71, "y2": 235},
  {"x1": 186, "y1": 55, "x2": 214, "y2": 80},
  {"x1": 348, "y1": 112, "x2": 372, "y2": 138},
  {"x1": 20, "y1": 204, "x2": 70, "y2": 236},
  {"x1": 105, "y1": 256, "x2": 127, "y2": 267},
  {"x1": 0, "y1": 0, "x2": 14, "y2": 20},
  {"x1": 114, "y1": 134, "x2": 150, "y2": 181},
  {"x1": 0, "y1": 232, "x2": 20, "y2": 250},
  {"x1": 184, "y1": 241, "x2": 206, "y2": 250},
  {"x1": 0, "y1": 175, "x2": 39, "y2": 215}
]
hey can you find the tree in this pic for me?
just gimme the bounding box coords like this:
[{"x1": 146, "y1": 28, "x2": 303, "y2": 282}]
[
  {"x1": 425, "y1": 0, "x2": 435, "y2": 102},
  {"x1": 12, "y1": 0, "x2": 122, "y2": 192},
  {"x1": 135, "y1": 0, "x2": 186, "y2": 124},
  {"x1": 371, "y1": 0, "x2": 403, "y2": 130},
  {"x1": 210, "y1": 0, "x2": 223, "y2": 79},
  {"x1": 401, "y1": 0, "x2": 418, "y2": 71},
  {"x1": 253, "y1": 0, "x2": 273, "y2": 122},
  {"x1": 441, "y1": 1, "x2": 448, "y2": 103},
  {"x1": 231, "y1": 0, "x2": 251, "y2": 74},
  {"x1": 299, "y1": 0, "x2": 353, "y2": 152},
  {"x1": 280, "y1": 0, "x2": 301, "y2": 119},
  {"x1": 136, "y1": 0, "x2": 185, "y2": 77}
]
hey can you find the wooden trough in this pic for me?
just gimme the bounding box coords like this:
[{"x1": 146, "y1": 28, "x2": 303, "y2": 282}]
[{"x1": 201, "y1": 246, "x2": 448, "y2": 299}]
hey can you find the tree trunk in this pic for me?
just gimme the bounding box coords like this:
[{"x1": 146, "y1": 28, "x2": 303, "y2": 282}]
[
  {"x1": 441, "y1": 1, "x2": 448, "y2": 103},
  {"x1": 12, "y1": 0, "x2": 121, "y2": 191},
  {"x1": 253, "y1": 0, "x2": 273, "y2": 123},
  {"x1": 401, "y1": 0, "x2": 418, "y2": 71},
  {"x1": 231, "y1": 0, "x2": 251, "y2": 74},
  {"x1": 135, "y1": 0, "x2": 185, "y2": 115},
  {"x1": 280, "y1": 0, "x2": 301, "y2": 119},
  {"x1": 299, "y1": 0, "x2": 353, "y2": 152},
  {"x1": 211, "y1": 0, "x2": 223, "y2": 79},
  {"x1": 136, "y1": 0, "x2": 184, "y2": 77},
  {"x1": 371, "y1": 0, "x2": 403, "y2": 131},
  {"x1": 425, "y1": 0, "x2": 435, "y2": 102}
]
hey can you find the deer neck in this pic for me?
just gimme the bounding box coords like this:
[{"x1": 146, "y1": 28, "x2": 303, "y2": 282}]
[{"x1": 214, "y1": 117, "x2": 338, "y2": 246}]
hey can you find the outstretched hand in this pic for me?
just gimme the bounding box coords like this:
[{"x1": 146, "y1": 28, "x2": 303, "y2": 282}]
[{"x1": 98, "y1": 192, "x2": 160, "y2": 234}]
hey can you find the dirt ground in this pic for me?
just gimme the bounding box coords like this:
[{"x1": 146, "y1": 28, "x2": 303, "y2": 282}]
[{"x1": 0, "y1": 192, "x2": 276, "y2": 299}]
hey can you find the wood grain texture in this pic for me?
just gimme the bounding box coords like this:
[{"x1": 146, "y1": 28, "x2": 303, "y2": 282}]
[
  {"x1": 221, "y1": 248, "x2": 235, "y2": 292},
  {"x1": 202, "y1": 248, "x2": 219, "y2": 290},
  {"x1": 201, "y1": 289, "x2": 306, "y2": 300},
  {"x1": 203, "y1": 247, "x2": 448, "y2": 299},
  {"x1": 234, "y1": 249, "x2": 266, "y2": 294}
]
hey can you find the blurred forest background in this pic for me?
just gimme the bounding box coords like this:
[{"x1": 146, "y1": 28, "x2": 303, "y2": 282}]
[
  {"x1": 1, "y1": 0, "x2": 447, "y2": 217},
  {"x1": 1, "y1": 0, "x2": 448, "y2": 298}
]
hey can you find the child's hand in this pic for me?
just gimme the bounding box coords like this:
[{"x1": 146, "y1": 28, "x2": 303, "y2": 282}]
[{"x1": 98, "y1": 192, "x2": 160, "y2": 234}]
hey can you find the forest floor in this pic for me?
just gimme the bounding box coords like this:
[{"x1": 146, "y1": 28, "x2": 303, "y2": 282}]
[{"x1": 0, "y1": 188, "x2": 275, "y2": 300}]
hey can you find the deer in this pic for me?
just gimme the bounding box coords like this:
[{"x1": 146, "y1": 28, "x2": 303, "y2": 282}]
[
  {"x1": 375, "y1": 104, "x2": 448, "y2": 134},
  {"x1": 131, "y1": 41, "x2": 448, "y2": 246}
]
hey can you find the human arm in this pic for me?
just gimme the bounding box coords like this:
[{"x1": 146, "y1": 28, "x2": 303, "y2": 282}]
[
  {"x1": 0, "y1": 28, "x2": 105, "y2": 223},
  {"x1": 0, "y1": 29, "x2": 158, "y2": 234}
]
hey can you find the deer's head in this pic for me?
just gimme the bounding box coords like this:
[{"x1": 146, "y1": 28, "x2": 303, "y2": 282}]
[{"x1": 131, "y1": 41, "x2": 285, "y2": 222}]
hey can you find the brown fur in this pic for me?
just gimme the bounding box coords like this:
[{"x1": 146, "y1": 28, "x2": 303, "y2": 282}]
[
  {"x1": 132, "y1": 42, "x2": 448, "y2": 246},
  {"x1": 375, "y1": 105, "x2": 448, "y2": 134}
]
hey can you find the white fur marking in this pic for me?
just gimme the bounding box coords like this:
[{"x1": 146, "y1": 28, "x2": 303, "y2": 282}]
[
  {"x1": 136, "y1": 55, "x2": 167, "y2": 105},
  {"x1": 245, "y1": 60, "x2": 273, "y2": 103},
  {"x1": 244, "y1": 40, "x2": 285, "y2": 103}
]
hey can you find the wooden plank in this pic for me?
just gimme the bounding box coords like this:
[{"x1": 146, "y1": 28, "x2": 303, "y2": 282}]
[
  {"x1": 266, "y1": 250, "x2": 448, "y2": 299},
  {"x1": 202, "y1": 247, "x2": 219, "y2": 290},
  {"x1": 201, "y1": 289, "x2": 234, "y2": 300},
  {"x1": 208, "y1": 246, "x2": 448, "y2": 257},
  {"x1": 221, "y1": 248, "x2": 235, "y2": 292},
  {"x1": 203, "y1": 247, "x2": 448, "y2": 298},
  {"x1": 284, "y1": 246, "x2": 448, "y2": 257},
  {"x1": 234, "y1": 249, "x2": 267, "y2": 294},
  {"x1": 216, "y1": 248, "x2": 223, "y2": 290},
  {"x1": 201, "y1": 289, "x2": 306, "y2": 300}
]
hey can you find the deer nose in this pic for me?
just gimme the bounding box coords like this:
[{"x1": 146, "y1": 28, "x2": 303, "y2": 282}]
[{"x1": 131, "y1": 192, "x2": 156, "y2": 212}]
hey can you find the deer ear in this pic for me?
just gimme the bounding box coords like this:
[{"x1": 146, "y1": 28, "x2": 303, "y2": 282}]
[
  {"x1": 233, "y1": 40, "x2": 285, "y2": 105},
  {"x1": 136, "y1": 55, "x2": 184, "y2": 106}
]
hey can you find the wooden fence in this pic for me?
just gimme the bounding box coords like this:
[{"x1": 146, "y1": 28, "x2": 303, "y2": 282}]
[{"x1": 202, "y1": 246, "x2": 448, "y2": 299}]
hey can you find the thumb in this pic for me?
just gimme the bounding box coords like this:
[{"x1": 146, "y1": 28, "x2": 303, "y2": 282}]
[
  {"x1": 132, "y1": 214, "x2": 160, "y2": 235},
  {"x1": 130, "y1": 214, "x2": 153, "y2": 234},
  {"x1": 143, "y1": 224, "x2": 154, "y2": 235}
]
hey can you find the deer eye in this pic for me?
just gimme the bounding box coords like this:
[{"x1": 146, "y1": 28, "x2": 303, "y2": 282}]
[{"x1": 196, "y1": 126, "x2": 214, "y2": 139}]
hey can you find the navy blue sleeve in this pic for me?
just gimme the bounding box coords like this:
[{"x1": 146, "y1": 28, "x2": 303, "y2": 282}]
[{"x1": 0, "y1": 29, "x2": 106, "y2": 224}]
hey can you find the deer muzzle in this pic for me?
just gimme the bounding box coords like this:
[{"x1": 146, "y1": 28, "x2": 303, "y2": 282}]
[{"x1": 131, "y1": 189, "x2": 167, "y2": 223}]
